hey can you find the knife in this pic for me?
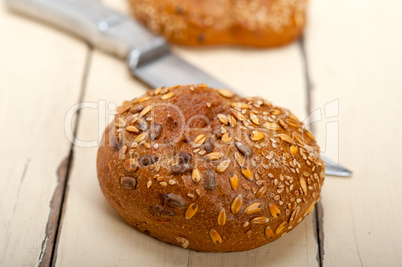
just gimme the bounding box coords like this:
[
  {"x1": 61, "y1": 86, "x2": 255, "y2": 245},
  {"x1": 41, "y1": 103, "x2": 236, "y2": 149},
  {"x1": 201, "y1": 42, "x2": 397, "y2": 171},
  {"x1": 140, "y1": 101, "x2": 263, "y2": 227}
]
[{"x1": 6, "y1": 0, "x2": 352, "y2": 177}]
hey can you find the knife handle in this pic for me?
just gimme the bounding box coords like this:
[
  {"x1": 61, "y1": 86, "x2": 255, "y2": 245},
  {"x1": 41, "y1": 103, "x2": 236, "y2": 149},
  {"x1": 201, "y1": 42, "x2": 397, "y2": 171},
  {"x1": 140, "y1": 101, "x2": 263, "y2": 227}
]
[{"x1": 5, "y1": 0, "x2": 166, "y2": 58}]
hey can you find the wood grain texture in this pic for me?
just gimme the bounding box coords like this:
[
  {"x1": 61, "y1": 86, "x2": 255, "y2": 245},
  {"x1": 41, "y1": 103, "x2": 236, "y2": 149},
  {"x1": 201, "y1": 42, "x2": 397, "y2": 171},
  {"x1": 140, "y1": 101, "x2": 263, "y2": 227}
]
[
  {"x1": 53, "y1": 2, "x2": 319, "y2": 266},
  {"x1": 305, "y1": 0, "x2": 402, "y2": 266},
  {"x1": 0, "y1": 3, "x2": 88, "y2": 267}
]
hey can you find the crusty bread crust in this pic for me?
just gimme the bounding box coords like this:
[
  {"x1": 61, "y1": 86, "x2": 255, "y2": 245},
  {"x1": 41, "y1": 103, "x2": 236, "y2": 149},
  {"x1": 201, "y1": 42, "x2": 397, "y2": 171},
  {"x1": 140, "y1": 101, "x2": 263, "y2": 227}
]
[
  {"x1": 97, "y1": 85, "x2": 324, "y2": 252},
  {"x1": 128, "y1": 0, "x2": 308, "y2": 47}
]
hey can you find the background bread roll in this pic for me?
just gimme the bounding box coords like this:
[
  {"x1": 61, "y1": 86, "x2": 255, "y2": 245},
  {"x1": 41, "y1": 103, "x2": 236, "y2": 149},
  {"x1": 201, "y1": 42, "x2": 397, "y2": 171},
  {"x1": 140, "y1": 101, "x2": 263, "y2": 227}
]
[
  {"x1": 97, "y1": 85, "x2": 324, "y2": 252},
  {"x1": 128, "y1": 0, "x2": 308, "y2": 47}
]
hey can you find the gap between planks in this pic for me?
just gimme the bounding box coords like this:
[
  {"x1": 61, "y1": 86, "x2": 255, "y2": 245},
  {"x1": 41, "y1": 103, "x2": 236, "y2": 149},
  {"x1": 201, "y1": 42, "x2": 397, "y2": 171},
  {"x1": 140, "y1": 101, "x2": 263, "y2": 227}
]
[
  {"x1": 38, "y1": 48, "x2": 94, "y2": 267},
  {"x1": 298, "y1": 36, "x2": 324, "y2": 267}
]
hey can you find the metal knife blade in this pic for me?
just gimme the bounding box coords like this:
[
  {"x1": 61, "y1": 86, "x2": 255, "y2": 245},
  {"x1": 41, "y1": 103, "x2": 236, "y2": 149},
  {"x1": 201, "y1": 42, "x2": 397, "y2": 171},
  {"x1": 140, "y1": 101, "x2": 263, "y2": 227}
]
[
  {"x1": 320, "y1": 155, "x2": 352, "y2": 177},
  {"x1": 6, "y1": 0, "x2": 352, "y2": 177}
]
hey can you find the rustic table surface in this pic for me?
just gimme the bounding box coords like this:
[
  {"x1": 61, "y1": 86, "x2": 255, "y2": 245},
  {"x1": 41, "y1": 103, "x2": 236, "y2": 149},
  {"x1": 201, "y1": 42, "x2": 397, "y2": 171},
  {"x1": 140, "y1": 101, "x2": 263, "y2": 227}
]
[{"x1": 1, "y1": 0, "x2": 402, "y2": 266}]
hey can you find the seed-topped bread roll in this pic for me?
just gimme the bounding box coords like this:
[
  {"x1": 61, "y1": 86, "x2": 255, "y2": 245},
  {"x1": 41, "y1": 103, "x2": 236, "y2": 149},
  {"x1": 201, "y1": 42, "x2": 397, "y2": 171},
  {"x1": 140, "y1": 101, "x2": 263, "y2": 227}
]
[
  {"x1": 97, "y1": 84, "x2": 325, "y2": 252},
  {"x1": 128, "y1": 0, "x2": 308, "y2": 47}
]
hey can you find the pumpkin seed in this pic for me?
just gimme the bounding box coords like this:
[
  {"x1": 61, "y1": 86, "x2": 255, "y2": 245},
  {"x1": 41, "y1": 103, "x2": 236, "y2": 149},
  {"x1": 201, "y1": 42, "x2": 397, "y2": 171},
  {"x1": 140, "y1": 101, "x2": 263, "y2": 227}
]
[{"x1": 163, "y1": 193, "x2": 185, "y2": 208}]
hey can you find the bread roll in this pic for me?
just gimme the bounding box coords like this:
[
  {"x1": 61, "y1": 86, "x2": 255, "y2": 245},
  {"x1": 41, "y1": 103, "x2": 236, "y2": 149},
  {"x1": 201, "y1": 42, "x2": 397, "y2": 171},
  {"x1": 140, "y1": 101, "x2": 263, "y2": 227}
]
[
  {"x1": 128, "y1": 0, "x2": 308, "y2": 47},
  {"x1": 97, "y1": 84, "x2": 325, "y2": 252}
]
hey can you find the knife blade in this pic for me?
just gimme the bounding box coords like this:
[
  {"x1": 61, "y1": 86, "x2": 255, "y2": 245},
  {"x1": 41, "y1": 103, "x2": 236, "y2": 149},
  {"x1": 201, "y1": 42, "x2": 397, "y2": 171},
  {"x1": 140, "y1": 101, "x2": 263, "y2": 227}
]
[{"x1": 6, "y1": 0, "x2": 352, "y2": 177}]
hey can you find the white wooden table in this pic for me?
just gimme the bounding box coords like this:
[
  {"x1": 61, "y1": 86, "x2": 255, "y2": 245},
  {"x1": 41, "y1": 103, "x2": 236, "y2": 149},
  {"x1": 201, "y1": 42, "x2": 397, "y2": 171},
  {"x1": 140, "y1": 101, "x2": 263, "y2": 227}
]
[{"x1": 1, "y1": 0, "x2": 402, "y2": 266}]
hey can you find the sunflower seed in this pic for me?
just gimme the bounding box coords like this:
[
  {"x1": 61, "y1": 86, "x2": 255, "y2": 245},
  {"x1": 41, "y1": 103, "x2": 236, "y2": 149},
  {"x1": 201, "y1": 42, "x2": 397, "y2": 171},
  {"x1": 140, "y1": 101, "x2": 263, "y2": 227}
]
[
  {"x1": 229, "y1": 174, "x2": 239, "y2": 190},
  {"x1": 163, "y1": 193, "x2": 185, "y2": 208},
  {"x1": 111, "y1": 136, "x2": 122, "y2": 150},
  {"x1": 217, "y1": 114, "x2": 229, "y2": 125},
  {"x1": 217, "y1": 89, "x2": 235, "y2": 98},
  {"x1": 192, "y1": 168, "x2": 201, "y2": 183},
  {"x1": 185, "y1": 203, "x2": 198, "y2": 219},
  {"x1": 120, "y1": 176, "x2": 137, "y2": 189},
  {"x1": 130, "y1": 105, "x2": 144, "y2": 114},
  {"x1": 139, "y1": 154, "x2": 158, "y2": 167},
  {"x1": 147, "y1": 180, "x2": 152, "y2": 188},
  {"x1": 150, "y1": 122, "x2": 163, "y2": 140},
  {"x1": 217, "y1": 208, "x2": 226, "y2": 226},
  {"x1": 202, "y1": 137, "x2": 215, "y2": 153},
  {"x1": 217, "y1": 159, "x2": 230, "y2": 173},
  {"x1": 210, "y1": 229, "x2": 222, "y2": 245},
  {"x1": 178, "y1": 152, "x2": 192, "y2": 164},
  {"x1": 235, "y1": 142, "x2": 253, "y2": 156},
  {"x1": 171, "y1": 163, "x2": 193, "y2": 174},
  {"x1": 251, "y1": 217, "x2": 269, "y2": 224},
  {"x1": 204, "y1": 169, "x2": 215, "y2": 190},
  {"x1": 245, "y1": 203, "x2": 263, "y2": 214},
  {"x1": 136, "y1": 118, "x2": 148, "y2": 131},
  {"x1": 231, "y1": 195, "x2": 243, "y2": 214},
  {"x1": 269, "y1": 203, "x2": 281, "y2": 218}
]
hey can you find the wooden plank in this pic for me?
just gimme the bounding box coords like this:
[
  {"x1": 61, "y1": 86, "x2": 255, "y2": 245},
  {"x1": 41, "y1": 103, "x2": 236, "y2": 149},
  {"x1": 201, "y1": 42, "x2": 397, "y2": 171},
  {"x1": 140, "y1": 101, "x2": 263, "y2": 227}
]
[
  {"x1": 55, "y1": 1, "x2": 318, "y2": 266},
  {"x1": 305, "y1": 0, "x2": 402, "y2": 265},
  {"x1": 0, "y1": 4, "x2": 89, "y2": 267}
]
